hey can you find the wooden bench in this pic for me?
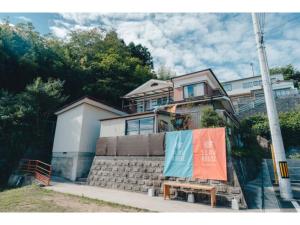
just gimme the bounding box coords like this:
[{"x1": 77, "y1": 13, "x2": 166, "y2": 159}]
[{"x1": 163, "y1": 181, "x2": 217, "y2": 207}]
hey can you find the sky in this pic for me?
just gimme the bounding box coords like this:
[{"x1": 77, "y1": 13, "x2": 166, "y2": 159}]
[{"x1": 1, "y1": 12, "x2": 300, "y2": 82}]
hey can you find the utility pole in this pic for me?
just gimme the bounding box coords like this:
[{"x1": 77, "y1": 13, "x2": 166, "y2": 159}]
[{"x1": 252, "y1": 13, "x2": 293, "y2": 200}]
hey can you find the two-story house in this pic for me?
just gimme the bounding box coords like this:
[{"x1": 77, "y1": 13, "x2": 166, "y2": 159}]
[
  {"x1": 100, "y1": 69, "x2": 238, "y2": 137},
  {"x1": 51, "y1": 68, "x2": 239, "y2": 181}
]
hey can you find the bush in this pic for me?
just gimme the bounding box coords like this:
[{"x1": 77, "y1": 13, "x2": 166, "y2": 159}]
[
  {"x1": 200, "y1": 108, "x2": 226, "y2": 128},
  {"x1": 240, "y1": 109, "x2": 300, "y2": 150}
]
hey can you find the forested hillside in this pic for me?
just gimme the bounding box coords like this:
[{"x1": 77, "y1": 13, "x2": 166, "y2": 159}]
[{"x1": 0, "y1": 21, "x2": 156, "y2": 185}]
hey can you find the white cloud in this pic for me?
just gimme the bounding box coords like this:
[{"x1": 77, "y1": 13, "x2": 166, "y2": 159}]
[
  {"x1": 49, "y1": 26, "x2": 70, "y2": 39},
  {"x1": 48, "y1": 13, "x2": 300, "y2": 81},
  {"x1": 17, "y1": 16, "x2": 31, "y2": 22}
]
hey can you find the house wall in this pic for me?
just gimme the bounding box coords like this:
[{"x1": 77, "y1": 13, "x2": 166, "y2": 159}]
[
  {"x1": 176, "y1": 103, "x2": 213, "y2": 129},
  {"x1": 172, "y1": 73, "x2": 220, "y2": 101},
  {"x1": 100, "y1": 118, "x2": 126, "y2": 137},
  {"x1": 80, "y1": 104, "x2": 118, "y2": 153},
  {"x1": 52, "y1": 105, "x2": 84, "y2": 153},
  {"x1": 100, "y1": 114, "x2": 158, "y2": 137},
  {"x1": 223, "y1": 74, "x2": 294, "y2": 97},
  {"x1": 51, "y1": 103, "x2": 124, "y2": 181}
]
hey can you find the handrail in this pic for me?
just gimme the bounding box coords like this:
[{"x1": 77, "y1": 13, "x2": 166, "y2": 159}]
[{"x1": 18, "y1": 159, "x2": 51, "y2": 186}]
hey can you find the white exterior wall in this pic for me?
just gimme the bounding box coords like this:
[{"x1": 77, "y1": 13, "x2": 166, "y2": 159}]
[
  {"x1": 223, "y1": 74, "x2": 295, "y2": 96},
  {"x1": 100, "y1": 118, "x2": 126, "y2": 137},
  {"x1": 51, "y1": 100, "x2": 125, "y2": 181},
  {"x1": 100, "y1": 114, "x2": 158, "y2": 137},
  {"x1": 173, "y1": 72, "x2": 219, "y2": 90},
  {"x1": 52, "y1": 105, "x2": 84, "y2": 153},
  {"x1": 80, "y1": 104, "x2": 119, "y2": 153}
]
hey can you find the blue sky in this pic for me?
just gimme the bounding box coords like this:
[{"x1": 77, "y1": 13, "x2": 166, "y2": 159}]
[{"x1": 1, "y1": 13, "x2": 300, "y2": 82}]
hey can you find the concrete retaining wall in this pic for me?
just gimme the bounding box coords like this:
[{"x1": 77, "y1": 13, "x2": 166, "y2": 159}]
[
  {"x1": 51, "y1": 152, "x2": 94, "y2": 181},
  {"x1": 87, "y1": 156, "x2": 247, "y2": 208}
]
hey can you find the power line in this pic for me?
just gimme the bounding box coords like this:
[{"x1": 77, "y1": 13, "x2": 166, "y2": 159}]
[{"x1": 265, "y1": 15, "x2": 300, "y2": 35}]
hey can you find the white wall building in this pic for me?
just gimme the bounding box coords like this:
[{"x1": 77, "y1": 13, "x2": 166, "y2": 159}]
[
  {"x1": 221, "y1": 74, "x2": 298, "y2": 113},
  {"x1": 51, "y1": 97, "x2": 126, "y2": 181}
]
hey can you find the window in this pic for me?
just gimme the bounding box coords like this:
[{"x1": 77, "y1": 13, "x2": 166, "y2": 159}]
[
  {"x1": 136, "y1": 101, "x2": 144, "y2": 113},
  {"x1": 125, "y1": 117, "x2": 154, "y2": 135},
  {"x1": 183, "y1": 83, "x2": 204, "y2": 99},
  {"x1": 242, "y1": 82, "x2": 253, "y2": 89},
  {"x1": 157, "y1": 97, "x2": 168, "y2": 106},
  {"x1": 145, "y1": 100, "x2": 151, "y2": 111},
  {"x1": 223, "y1": 84, "x2": 232, "y2": 91},
  {"x1": 275, "y1": 89, "x2": 290, "y2": 97},
  {"x1": 253, "y1": 80, "x2": 262, "y2": 86},
  {"x1": 151, "y1": 99, "x2": 157, "y2": 108}
]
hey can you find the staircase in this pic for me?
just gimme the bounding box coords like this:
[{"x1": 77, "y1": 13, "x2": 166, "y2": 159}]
[
  {"x1": 237, "y1": 97, "x2": 265, "y2": 115},
  {"x1": 243, "y1": 159, "x2": 280, "y2": 211},
  {"x1": 17, "y1": 159, "x2": 52, "y2": 186}
]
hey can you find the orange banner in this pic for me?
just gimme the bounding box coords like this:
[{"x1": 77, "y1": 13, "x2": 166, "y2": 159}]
[{"x1": 193, "y1": 128, "x2": 227, "y2": 181}]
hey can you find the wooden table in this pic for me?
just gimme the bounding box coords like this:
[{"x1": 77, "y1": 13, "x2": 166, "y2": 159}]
[{"x1": 163, "y1": 181, "x2": 217, "y2": 207}]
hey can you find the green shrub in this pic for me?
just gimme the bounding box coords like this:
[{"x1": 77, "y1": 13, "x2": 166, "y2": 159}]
[
  {"x1": 240, "y1": 109, "x2": 300, "y2": 150},
  {"x1": 200, "y1": 108, "x2": 226, "y2": 128}
]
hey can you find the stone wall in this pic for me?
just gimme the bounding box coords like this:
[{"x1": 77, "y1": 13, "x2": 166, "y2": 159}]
[{"x1": 87, "y1": 156, "x2": 247, "y2": 208}]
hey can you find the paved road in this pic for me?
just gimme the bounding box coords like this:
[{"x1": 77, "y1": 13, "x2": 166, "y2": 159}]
[{"x1": 45, "y1": 181, "x2": 234, "y2": 212}]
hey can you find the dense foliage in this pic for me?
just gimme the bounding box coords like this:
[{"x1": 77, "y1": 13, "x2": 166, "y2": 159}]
[
  {"x1": 0, "y1": 21, "x2": 156, "y2": 185},
  {"x1": 240, "y1": 109, "x2": 300, "y2": 149},
  {"x1": 0, "y1": 21, "x2": 155, "y2": 106}
]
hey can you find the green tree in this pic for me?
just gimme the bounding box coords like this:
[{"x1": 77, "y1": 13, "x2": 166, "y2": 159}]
[
  {"x1": 200, "y1": 108, "x2": 226, "y2": 128},
  {"x1": 0, "y1": 77, "x2": 67, "y2": 183},
  {"x1": 240, "y1": 109, "x2": 300, "y2": 149}
]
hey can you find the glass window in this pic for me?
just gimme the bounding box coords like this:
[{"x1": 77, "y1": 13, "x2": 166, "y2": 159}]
[
  {"x1": 183, "y1": 83, "x2": 204, "y2": 99},
  {"x1": 242, "y1": 82, "x2": 253, "y2": 89},
  {"x1": 156, "y1": 97, "x2": 168, "y2": 106},
  {"x1": 275, "y1": 89, "x2": 290, "y2": 97},
  {"x1": 223, "y1": 84, "x2": 232, "y2": 91},
  {"x1": 136, "y1": 101, "x2": 144, "y2": 113},
  {"x1": 145, "y1": 100, "x2": 151, "y2": 111},
  {"x1": 126, "y1": 119, "x2": 139, "y2": 135},
  {"x1": 253, "y1": 80, "x2": 262, "y2": 86},
  {"x1": 125, "y1": 117, "x2": 154, "y2": 135},
  {"x1": 140, "y1": 117, "x2": 154, "y2": 133},
  {"x1": 151, "y1": 99, "x2": 157, "y2": 108}
]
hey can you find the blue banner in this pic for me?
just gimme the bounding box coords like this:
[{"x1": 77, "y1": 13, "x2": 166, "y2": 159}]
[{"x1": 163, "y1": 130, "x2": 193, "y2": 178}]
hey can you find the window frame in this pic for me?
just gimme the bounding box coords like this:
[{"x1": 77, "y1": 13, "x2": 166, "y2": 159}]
[
  {"x1": 125, "y1": 116, "x2": 155, "y2": 135},
  {"x1": 183, "y1": 82, "x2": 205, "y2": 99}
]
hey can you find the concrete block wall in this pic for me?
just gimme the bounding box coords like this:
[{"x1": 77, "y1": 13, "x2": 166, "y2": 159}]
[{"x1": 87, "y1": 156, "x2": 247, "y2": 208}]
